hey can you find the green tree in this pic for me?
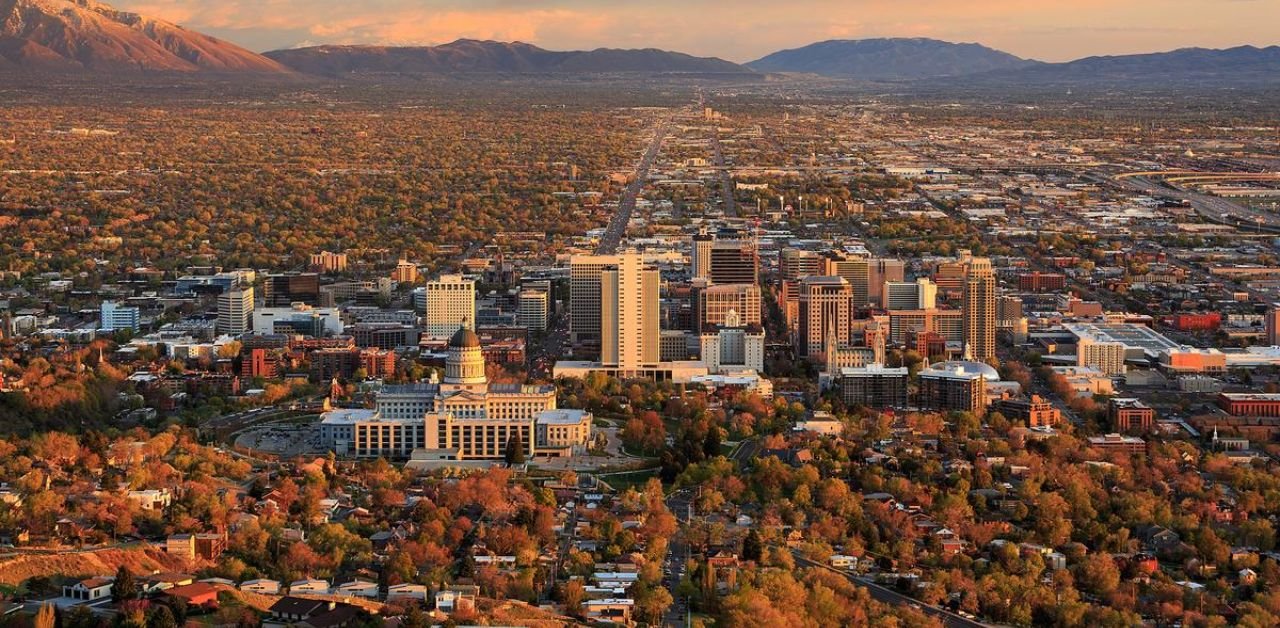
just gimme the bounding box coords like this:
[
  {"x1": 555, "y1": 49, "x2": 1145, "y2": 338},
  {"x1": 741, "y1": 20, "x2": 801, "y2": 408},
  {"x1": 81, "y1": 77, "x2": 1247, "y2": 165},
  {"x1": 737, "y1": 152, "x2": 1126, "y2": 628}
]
[
  {"x1": 112, "y1": 566, "x2": 137, "y2": 602},
  {"x1": 505, "y1": 433, "x2": 526, "y2": 465},
  {"x1": 402, "y1": 605, "x2": 430, "y2": 628},
  {"x1": 147, "y1": 605, "x2": 178, "y2": 628},
  {"x1": 742, "y1": 529, "x2": 763, "y2": 562}
]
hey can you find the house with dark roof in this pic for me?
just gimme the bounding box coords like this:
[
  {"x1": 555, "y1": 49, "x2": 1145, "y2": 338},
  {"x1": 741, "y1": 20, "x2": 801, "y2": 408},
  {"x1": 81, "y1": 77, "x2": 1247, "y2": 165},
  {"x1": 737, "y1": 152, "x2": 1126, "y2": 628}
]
[{"x1": 266, "y1": 597, "x2": 360, "y2": 628}]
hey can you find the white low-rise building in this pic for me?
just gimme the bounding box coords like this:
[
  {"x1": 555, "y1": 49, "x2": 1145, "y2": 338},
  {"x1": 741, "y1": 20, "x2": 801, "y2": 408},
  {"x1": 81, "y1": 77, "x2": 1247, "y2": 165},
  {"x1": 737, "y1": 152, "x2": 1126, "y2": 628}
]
[
  {"x1": 239, "y1": 579, "x2": 281, "y2": 595},
  {"x1": 333, "y1": 580, "x2": 379, "y2": 598},
  {"x1": 288, "y1": 579, "x2": 330, "y2": 595}
]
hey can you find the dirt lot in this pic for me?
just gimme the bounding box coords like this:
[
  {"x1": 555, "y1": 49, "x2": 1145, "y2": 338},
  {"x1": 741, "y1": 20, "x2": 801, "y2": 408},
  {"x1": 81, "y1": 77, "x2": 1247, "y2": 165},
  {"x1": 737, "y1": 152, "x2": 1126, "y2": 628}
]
[{"x1": 0, "y1": 546, "x2": 194, "y2": 587}]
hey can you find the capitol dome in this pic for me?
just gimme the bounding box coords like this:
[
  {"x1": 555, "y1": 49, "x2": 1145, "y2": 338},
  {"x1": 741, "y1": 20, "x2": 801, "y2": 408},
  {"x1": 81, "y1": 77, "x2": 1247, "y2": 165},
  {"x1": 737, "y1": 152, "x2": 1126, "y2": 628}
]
[{"x1": 449, "y1": 326, "x2": 481, "y2": 349}]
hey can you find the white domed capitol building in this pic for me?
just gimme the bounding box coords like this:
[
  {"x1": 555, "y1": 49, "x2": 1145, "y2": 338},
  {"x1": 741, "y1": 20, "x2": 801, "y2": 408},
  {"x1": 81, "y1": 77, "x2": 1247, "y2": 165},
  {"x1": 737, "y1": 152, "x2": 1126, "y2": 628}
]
[{"x1": 320, "y1": 324, "x2": 592, "y2": 461}]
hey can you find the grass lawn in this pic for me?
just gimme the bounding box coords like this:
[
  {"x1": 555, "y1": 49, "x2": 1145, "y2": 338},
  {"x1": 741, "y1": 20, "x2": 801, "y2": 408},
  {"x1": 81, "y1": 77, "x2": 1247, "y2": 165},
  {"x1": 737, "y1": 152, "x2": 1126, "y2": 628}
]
[{"x1": 600, "y1": 468, "x2": 660, "y2": 491}]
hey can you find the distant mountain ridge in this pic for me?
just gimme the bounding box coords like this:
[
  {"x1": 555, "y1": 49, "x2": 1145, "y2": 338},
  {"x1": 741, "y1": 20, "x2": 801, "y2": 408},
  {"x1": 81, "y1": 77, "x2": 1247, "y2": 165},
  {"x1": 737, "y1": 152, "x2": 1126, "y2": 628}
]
[
  {"x1": 747, "y1": 37, "x2": 1280, "y2": 85},
  {"x1": 748, "y1": 38, "x2": 1039, "y2": 79},
  {"x1": 265, "y1": 39, "x2": 752, "y2": 76},
  {"x1": 0, "y1": 0, "x2": 287, "y2": 72},
  {"x1": 990, "y1": 45, "x2": 1280, "y2": 84}
]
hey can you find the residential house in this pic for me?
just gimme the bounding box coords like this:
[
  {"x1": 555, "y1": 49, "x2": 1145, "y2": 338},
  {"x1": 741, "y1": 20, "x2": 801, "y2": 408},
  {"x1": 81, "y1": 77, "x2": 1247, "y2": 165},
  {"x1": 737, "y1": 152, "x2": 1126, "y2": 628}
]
[
  {"x1": 435, "y1": 585, "x2": 479, "y2": 614},
  {"x1": 288, "y1": 579, "x2": 330, "y2": 595},
  {"x1": 333, "y1": 580, "x2": 379, "y2": 599},
  {"x1": 63, "y1": 578, "x2": 113, "y2": 603},
  {"x1": 584, "y1": 599, "x2": 635, "y2": 626},
  {"x1": 140, "y1": 572, "x2": 195, "y2": 593},
  {"x1": 126, "y1": 489, "x2": 172, "y2": 511},
  {"x1": 240, "y1": 579, "x2": 282, "y2": 595},
  {"x1": 386, "y1": 583, "x2": 428, "y2": 602},
  {"x1": 266, "y1": 598, "x2": 358, "y2": 628}
]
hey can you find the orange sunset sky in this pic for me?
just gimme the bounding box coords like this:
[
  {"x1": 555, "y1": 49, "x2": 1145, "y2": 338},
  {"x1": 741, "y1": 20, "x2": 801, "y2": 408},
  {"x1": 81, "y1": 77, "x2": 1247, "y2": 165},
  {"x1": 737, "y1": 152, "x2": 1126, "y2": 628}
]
[{"x1": 115, "y1": 0, "x2": 1279, "y2": 61}]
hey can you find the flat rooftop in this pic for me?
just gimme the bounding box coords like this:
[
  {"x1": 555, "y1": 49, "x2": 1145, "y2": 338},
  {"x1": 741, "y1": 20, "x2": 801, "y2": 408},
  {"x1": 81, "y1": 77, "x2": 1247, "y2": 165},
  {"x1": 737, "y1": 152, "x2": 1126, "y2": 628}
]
[
  {"x1": 1219, "y1": 393, "x2": 1280, "y2": 401},
  {"x1": 319, "y1": 409, "x2": 380, "y2": 425},
  {"x1": 1063, "y1": 322, "x2": 1181, "y2": 358}
]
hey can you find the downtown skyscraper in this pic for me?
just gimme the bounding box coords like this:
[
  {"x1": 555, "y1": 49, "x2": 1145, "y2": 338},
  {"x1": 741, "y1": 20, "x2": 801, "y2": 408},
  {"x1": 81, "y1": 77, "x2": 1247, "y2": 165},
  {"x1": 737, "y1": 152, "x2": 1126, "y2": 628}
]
[{"x1": 962, "y1": 255, "x2": 997, "y2": 363}]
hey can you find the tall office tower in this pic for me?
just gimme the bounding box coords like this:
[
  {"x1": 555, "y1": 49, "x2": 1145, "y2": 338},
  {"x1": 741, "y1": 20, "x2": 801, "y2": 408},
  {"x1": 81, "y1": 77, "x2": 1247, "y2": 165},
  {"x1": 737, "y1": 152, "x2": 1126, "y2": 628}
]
[
  {"x1": 822, "y1": 252, "x2": 870, "y2": 306},
  {"x1": 601, "y1": 253, "x2": 660, "y2": 371},
  {"x1": 962, "y1": 257, "x2": 997, "y2": 363},
  {"x1": 424, "y1": 274, "x2": 476, "y2": 338},
  {"x1": 517, "y1": 289, "x2": 549, "y2": 331},
  {"x1": 1267, "y1": 304, "x2": 1280, "y2": 346},
  {"x1": 797, "y1": 276, "x2": 852, "y2": 359},
  {"x1": 691, "y1": 229, "x2": 714, "y2": 280},
  {"x1": 709, "y1": 234, "x2": 758, "y2": 285},
  {"x1": 696, "y1": 283, "x2": 762, "y2": 333},
  {"x1": 780, "y1": 248, "x2": 822, "y2": 282},
  {"x1": 868, "y1": 258, "x2": 905, "y2": 306},
  {"x1": 309, "y1": 250, "x2": 348, "y2": 273},
  {"x1": 570, "y1": 255, "x2": 619, "y2": 346},
  {"x1": 217, "y1": 286, "x2": 255, "y2": 335},
  {"x1": 264, "y1": 272, "x2": 321, "y2": 307},
  {"x1": 100, "y1": 301, "x2": 140, "y2": 332},
  {"x1": 884, "y1": 279, "x2": 937, "y2": 310}
]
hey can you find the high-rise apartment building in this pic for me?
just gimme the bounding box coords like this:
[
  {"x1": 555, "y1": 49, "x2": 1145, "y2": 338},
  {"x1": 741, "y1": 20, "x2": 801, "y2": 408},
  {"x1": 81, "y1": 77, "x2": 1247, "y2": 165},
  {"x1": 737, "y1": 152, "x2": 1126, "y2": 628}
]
[
  {"x1": 835, "y1": 364, "x2": 909, "y2": 409},
  {"x1": 217, "y1": 286, "x2": 255, "y2": 335},
  {"x1": 962, "y1": 257, "x2": 997, "y2": 363},
  {"x1": 601, "y1": 253, "x2": 660, "y2": 372},
  {"x1": 918, "y1": 361, "x2": 992, "y2": 414},
  {"x1": 797, "y1": 276, "x2": 852, "y2": 359},
  {"x1": 423, "y1": 274, "x2": 477, "y2": 338},
  {"x1": 1077, "y1": 335, "x2": 1128, "y2": 376}
]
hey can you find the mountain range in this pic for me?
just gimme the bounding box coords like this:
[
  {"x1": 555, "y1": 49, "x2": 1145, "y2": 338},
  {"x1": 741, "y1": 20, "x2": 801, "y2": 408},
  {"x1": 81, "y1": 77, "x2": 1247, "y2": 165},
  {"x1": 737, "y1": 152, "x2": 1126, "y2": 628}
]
[
  {"x1": 0, "y1": 0, "x2": 285, "y2": 72},
  {"x1": 2, "y1": 0, "x2": 1277, "y2": 85},
  {"x1": 263, "y1": 40, "x2": 748, "y2": 76},
  {"x1": 747, "y1": 38, "x2": 1037, "y2": 80}
]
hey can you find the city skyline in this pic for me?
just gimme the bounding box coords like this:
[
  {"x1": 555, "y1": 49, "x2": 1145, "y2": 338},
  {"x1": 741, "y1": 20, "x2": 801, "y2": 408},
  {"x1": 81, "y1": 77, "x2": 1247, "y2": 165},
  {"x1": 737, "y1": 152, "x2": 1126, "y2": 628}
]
[{"x1": 115, "y1": 0, "x2": 1280, "y2": 62}]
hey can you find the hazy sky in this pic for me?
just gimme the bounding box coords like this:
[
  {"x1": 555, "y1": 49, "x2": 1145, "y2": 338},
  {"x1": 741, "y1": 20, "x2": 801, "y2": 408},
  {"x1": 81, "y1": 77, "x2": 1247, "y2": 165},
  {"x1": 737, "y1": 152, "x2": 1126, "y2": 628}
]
[{"x1": 116, "y1": 0, "x2": 1280, "y2": 62}]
